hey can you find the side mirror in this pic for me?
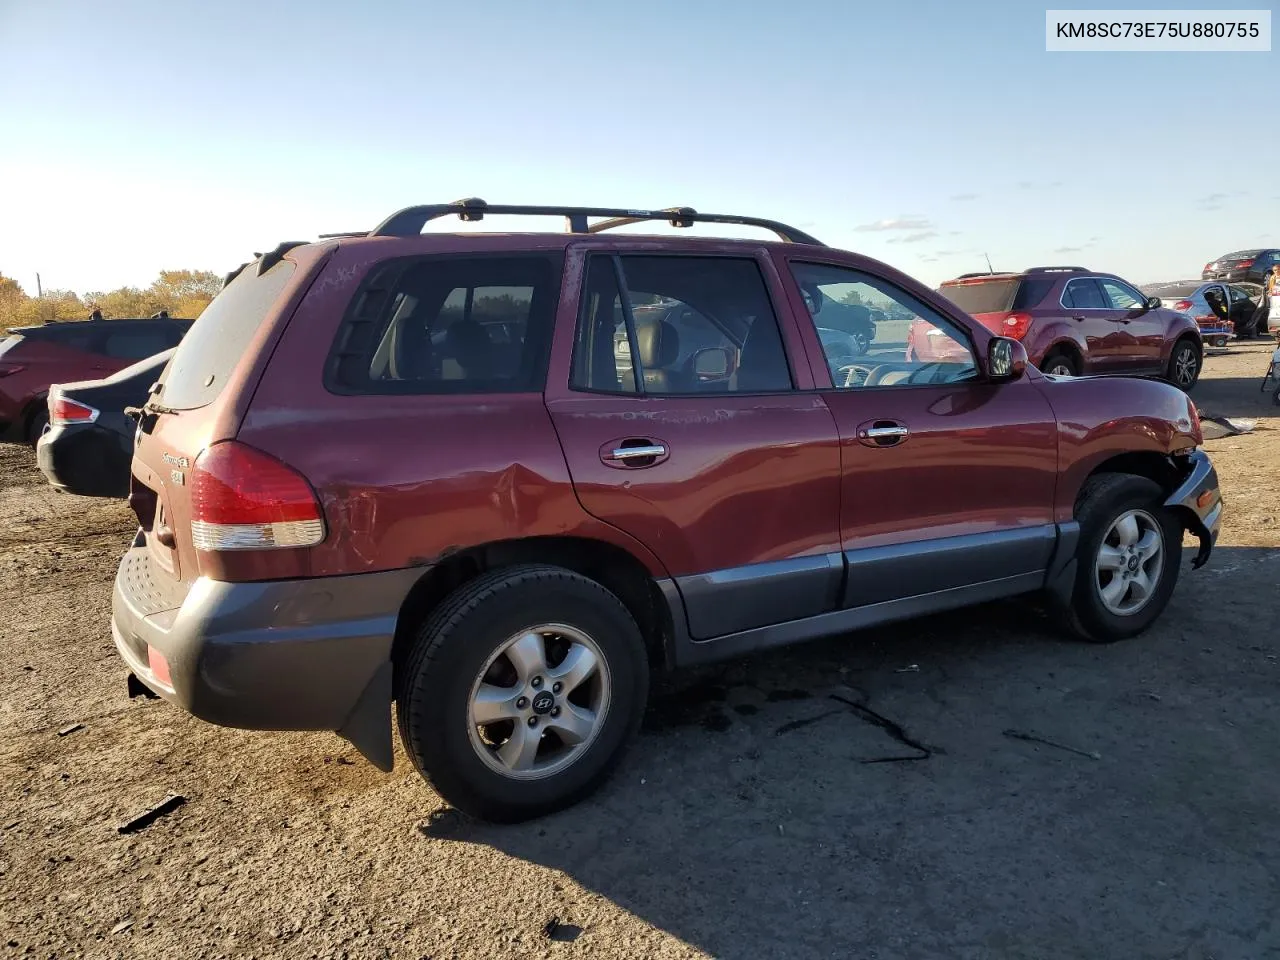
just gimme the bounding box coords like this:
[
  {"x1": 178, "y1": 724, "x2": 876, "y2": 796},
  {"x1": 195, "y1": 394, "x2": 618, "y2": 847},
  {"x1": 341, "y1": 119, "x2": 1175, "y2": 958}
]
[
  {"x1": 1145, "y1": 296, "x2": 1162, "y2": 312},
  {"x1": 692, "y1": 346, "x2": 735, "y2": 382},
  {"x1": 987, "y1": 336, "x2": 1027, "y2": 383}
]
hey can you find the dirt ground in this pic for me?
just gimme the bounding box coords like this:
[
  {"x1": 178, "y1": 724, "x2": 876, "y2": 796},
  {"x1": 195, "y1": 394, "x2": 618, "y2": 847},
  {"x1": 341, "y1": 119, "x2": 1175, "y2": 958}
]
[{"x1": 2, "y1": 341, "x2": 1278, "y2": 960}]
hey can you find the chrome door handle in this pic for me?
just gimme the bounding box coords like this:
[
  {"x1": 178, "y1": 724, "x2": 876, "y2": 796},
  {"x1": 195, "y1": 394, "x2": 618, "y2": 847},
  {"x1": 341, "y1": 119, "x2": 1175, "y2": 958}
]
[
  {"x1": 864, "y1": 426, "x2": 907, "y2": 440},
  {"x1": 605, "y1": 444, "x2": 667, "y2": 461}
]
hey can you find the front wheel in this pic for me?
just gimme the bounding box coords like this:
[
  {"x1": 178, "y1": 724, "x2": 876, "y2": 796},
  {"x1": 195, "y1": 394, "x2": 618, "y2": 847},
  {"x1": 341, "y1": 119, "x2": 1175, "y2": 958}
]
[
  {"x1": 1167, "y1": 338, "x2": 1201, "y2": 391},
  {"x1": 395, "y1": 564, "x2": 649, "y2": 822},
  {"x1": 1064, "y1": 474, "x2": 1183, "y2": 643}
]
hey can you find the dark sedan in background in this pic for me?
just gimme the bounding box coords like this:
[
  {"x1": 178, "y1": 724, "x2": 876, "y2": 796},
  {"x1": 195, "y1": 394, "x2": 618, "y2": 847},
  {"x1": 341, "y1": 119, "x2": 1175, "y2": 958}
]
[
  {"x1": 1202, "y1": 248, "x2": 1280, "y2": 285},
  {"x1": 36, "y1": 349, "x2": 174, "y2": 498}
]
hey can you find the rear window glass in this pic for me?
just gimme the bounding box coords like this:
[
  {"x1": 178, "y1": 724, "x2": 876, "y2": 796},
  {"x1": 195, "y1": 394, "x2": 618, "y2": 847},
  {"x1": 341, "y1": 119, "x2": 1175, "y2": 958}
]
[
  {"x1": 1218, "y1": 249, "x2": 1262, "y2": 261},
  {"x1": 937, "y1": 278, "x2": 1021, "y2": 314},
  {"x1": 326, "y1": 254, "x2": 561, "y2": 395},
  {"x1": 102, "y1": 326, "x2": 177, "y2": 361},
  {"x1": 159, "y1": 260, "x2": 296, "y2": 410}
]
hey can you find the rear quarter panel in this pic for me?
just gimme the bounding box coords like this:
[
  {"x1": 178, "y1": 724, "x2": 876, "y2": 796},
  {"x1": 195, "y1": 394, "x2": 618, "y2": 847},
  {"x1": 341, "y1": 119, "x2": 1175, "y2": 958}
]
[
  {"x1": 237, "y1": 239, "x2": 671, "y2": 580},
  {"x1": 1034, "y1": 376, "x2": 1199, "y2": 523},
  {"x1": 1024, "y1": 319, "x2": 1089, "y2": 371},
  {"x1": 0, "y1": 340, "x2": 124, "y2": 423}
]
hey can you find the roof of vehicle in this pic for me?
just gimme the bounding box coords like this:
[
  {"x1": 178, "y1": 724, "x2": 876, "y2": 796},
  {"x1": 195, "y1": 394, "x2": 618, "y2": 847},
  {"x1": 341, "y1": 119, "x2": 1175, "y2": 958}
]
[
  {"x1": 10, "y1": 317, "x2": 193, "y2": 335},
  {"x1": 227, "y1": 199, "x2": 827, "y2": 287},
  {"x1": 1213, "y1": 248, "x2": 1271, "y2": 258},
  {"x1": 940, "y1": 265, "x2": 1091, "y2": 287}
]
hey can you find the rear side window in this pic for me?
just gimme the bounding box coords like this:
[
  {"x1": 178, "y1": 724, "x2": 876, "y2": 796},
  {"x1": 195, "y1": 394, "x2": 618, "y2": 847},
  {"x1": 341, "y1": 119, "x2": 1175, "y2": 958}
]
[
  {"x1": 571, "y1": 255, "x2": 792, "y2": 396},
  {"x1": 938, "y1": 279, "x2": 1021, "y2": 314},
  {"x1": 160, "y1": 260, "x2": 296, "y2": 410},
  {"x1": 1062, "y1": 278, "x2": 1108, "y2": 309},
  {"x1": 327, "y1": 255, "x2": 561, "y2": 395},
  {"x1": 102, "y1": 326, "x2": 176, "y2": 361}
]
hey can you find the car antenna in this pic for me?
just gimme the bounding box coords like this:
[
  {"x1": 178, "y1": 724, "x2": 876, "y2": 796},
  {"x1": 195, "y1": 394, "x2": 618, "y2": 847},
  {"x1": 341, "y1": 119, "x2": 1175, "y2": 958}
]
[{"x1": 983, "y1": 253, "x2": 995, "y2": 274}]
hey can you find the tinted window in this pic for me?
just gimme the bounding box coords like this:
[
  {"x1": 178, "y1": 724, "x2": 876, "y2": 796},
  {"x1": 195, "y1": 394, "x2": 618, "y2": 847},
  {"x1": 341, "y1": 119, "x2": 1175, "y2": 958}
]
[
  {"x1": 1099, "y1": 279, "x2": 1144, "y2": 310},
  {"x1": 1230, "y1": 284, "x2": 1261, "y2": 302},
  {"x1": 572, "y1": 256, "x2": 791, "y2": 395},
  {"x1": 937, "y1": 278, "x2": 1020, "y2": 314},
  {"x1": 103, "y1": 327, "x2": 175, "y2": 361},
  {"x1": 328, "y1": 255, "x2": 560, "y2": 395},
  {"x1": 793, "y1": 262, "x2": 978, "y2": 389},
  {"x1": 161, "y1": 260, "x2": 296, "y2": 410},
  {"x1": 1062, "y1": 278, "x2": 1108, "y2": 309}
]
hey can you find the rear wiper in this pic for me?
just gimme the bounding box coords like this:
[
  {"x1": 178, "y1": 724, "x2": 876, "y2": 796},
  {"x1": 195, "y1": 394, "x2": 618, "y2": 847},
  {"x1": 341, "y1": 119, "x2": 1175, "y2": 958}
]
[{"x1": 142, "y1": 398, "x2": 180, "y2": 416}]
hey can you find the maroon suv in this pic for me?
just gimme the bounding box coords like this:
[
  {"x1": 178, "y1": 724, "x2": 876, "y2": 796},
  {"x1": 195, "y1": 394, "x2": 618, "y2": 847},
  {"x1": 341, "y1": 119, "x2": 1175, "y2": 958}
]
[
  {"x1": 928, "y1": 267, "x2": 1203, "y2": 388},
  {"x1": 111, "y1": 201, "x2": 1222, "y2": 822}
]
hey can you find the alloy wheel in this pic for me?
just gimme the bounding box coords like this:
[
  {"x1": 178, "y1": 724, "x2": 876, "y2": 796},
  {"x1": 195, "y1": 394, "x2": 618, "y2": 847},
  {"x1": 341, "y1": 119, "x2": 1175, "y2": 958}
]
[
  {"x1": 1173, "y1": 345, "x2": 1198, "y2": 387},
  {"x1": 467, "y1": 624, "x2": 611, "y2": 780},
  {"x1": 1093, "y1": 508, "x2": 1164, "y2": 616}
]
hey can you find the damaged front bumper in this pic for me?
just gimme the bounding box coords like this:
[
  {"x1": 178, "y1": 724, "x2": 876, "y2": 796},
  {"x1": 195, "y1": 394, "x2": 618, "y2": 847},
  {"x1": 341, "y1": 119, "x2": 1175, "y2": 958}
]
[{"x1": 1165, "y1": 449, "x2": 1222, "y2": 569}]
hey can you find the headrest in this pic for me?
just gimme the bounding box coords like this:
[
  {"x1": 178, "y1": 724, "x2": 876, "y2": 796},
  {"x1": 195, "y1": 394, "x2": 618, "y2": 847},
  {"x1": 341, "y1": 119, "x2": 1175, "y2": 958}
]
[{"x1": 635, "y1": 318, "x2": 680, "y2": 368}]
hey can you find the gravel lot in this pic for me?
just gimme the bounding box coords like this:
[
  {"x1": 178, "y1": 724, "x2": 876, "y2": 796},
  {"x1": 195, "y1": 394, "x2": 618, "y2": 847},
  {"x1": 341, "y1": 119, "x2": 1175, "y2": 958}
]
[{"x1": 2, "y1": 341, "x2": 1278, "y2": 960}]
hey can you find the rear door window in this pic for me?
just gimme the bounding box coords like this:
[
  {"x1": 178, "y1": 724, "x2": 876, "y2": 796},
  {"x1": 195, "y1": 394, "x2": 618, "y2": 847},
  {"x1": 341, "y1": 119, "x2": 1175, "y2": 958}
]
[
  {"x1": 327, "y1": 254, "x2": 562, "y2": 395},
  {"x1": 570, "y1": 255, "x2": 792, "y2": 395},
  {"x1": 159, "y1": 260, "x2": 296, "y2": 410},
  {"x1": 1062, "y1": 278, "x2": 1108, "y2": 309}
]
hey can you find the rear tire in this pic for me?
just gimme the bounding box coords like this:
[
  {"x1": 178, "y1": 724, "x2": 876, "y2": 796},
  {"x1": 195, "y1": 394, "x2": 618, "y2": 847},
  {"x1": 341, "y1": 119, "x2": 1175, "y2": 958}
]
[
  {"x1": 1064, "y1": 474, "x2": 1183, "y2": 643},
  {"x1": 1166, "y1": 337, "x2": 1201, "y2": 391},
  {"x1": 1041, "y1": 350, "x2": 1079, "y2": 378},
  {"x1": 395, "y1": 564, "x2": 649, "y2": 823}
]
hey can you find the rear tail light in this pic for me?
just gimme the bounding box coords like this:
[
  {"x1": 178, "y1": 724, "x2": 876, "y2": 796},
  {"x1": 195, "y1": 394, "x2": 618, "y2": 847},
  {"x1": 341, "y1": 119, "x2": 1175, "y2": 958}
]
[
  {"x1": 1203, "y1": 262, "x2": 1215, "y2": 272},
  {"x1": 1237, "y1": 259, "x2": 1255, "y2": 269},
  {"x1": 0, "y1": 362, "x2": 26, "y2": 378},
  {"x1": 1172, "y1": 299, "x2": 1194, "y2": 312},
  {"x1": 1002, "y1": 312, "x2": 1033, "y2": 340},
  {"x1": 50, "y1": 396, "x2": 99, "y2": 424},
  {"x1": 189, "y1": 441, "x2": 325, "y2": 551}
]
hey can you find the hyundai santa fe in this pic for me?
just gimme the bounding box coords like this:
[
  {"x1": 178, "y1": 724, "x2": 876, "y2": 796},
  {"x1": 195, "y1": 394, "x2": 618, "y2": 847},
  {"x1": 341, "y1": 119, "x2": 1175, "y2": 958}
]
[{"x1": 111, "y1": 200, "x2": 1222, "y2": 822}]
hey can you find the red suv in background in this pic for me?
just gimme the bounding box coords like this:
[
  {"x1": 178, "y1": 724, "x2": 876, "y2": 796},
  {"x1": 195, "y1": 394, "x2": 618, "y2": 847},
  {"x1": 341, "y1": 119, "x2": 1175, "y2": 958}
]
[
  {"x1": 923, "y1": 267, "x2": 1203, "y2": 389},
  {"x1": 111, "y1": 202, "x2": 1221, "y2": 822},
  {"x1": 0, "y1": 318, "x2": 191, "y2": 444}
]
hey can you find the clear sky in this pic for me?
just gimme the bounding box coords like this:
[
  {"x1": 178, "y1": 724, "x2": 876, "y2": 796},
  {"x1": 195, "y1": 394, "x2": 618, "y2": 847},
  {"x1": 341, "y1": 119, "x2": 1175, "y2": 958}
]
[{"x1": 0, "y1": 0, "x2": 1275, "y2": 296}]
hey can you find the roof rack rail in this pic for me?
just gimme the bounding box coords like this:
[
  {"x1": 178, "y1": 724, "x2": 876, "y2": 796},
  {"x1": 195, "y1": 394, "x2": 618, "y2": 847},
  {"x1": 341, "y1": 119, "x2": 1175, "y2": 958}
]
[
  {"x1": 370, "y1": 198, "x2": 823, "y2": 245},
  {"x1": 1026, "y1": 265, "x2": 1088, "y2": 273}
]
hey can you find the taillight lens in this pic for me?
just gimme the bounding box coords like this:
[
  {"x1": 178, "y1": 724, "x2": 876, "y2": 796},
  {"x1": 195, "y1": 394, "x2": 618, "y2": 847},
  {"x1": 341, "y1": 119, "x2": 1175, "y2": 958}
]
[
  {"x1": 50, "y1": 396, "x2": 99, "y2": 424},
  {"x1": 189, "y1": 441, "x2": 325, "y2": 551},
  {"x1": 1172, "y1": 299, "x2": 1194, "y2": 312},
  {"x1": 0, "y1": 362, "x2": 26, "y2": 378},
  {"x1": 1237, "y1": 259, "x2": 1255, "y2": 269},
  {"x1": 1203, "y1": 262, "x2": 1215, "y2": 272},
  {"x1": 1002, "y1": 312, "x2": 1032, "y2": 340}
]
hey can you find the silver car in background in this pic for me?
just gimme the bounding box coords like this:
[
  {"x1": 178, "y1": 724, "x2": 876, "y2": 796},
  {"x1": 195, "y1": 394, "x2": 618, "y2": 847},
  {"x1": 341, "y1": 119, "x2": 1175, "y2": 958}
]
[{"x1": 1142, "y1": 280, "x2": 1262, "y2": 346}]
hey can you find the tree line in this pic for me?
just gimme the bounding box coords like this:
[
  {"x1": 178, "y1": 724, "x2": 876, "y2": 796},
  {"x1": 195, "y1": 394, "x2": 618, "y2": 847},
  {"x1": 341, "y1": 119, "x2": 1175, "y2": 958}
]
[{"x1": 0, "y1": 270, "x2": 222, "y2": 332}]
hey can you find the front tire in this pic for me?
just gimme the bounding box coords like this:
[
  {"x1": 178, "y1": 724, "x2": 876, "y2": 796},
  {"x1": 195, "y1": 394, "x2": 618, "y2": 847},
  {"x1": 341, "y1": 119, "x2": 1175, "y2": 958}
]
[
  {"x1": 1065, "y1": 474, "x2": 1183, "y2": 643},
  {"x1": 1167, "y1": 337, "x2": 1201, "y2": 391},
  {"x1": 395, "y1": 564, "x2": 649, "y2": 822}
]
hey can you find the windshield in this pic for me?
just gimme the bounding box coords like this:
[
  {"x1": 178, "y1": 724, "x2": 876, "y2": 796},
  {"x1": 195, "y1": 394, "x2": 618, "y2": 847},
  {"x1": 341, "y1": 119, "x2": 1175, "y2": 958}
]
[{"x1": 1143, "y1": 282, "x2": 1202, "y2": 298}]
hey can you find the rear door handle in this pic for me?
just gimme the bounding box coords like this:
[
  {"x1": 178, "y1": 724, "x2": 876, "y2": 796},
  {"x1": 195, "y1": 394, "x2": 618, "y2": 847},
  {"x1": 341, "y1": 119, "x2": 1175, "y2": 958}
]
[
  {"x1": 606, "y1": 444, "x2": 666, "y2": 461},
  {"x1": 857, "y1": 420, "x2": 909, "y2": 448},
  {"x1": 599, "y1": 438, "x2": 670, "y2": 468},
  {"x1": 1072, "y1": 315, "x2": 1086, "y2": 322}
]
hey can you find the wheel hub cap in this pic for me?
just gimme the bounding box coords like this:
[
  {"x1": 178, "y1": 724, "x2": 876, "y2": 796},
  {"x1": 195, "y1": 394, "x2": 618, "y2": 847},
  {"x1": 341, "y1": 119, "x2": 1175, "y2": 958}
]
[
  {"x1": 467, "y1": 624, "x2": 611, "y2": 781},
  {"x1": 1094, "y1": 509, "x2": 1165, "y2": 616}
]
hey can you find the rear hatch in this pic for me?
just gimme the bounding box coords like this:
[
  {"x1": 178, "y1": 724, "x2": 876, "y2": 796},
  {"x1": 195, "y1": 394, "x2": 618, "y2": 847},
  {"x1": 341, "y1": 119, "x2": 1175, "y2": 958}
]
[{"x1": 130, "y1": 258, "x2": 304, "y2": 587}]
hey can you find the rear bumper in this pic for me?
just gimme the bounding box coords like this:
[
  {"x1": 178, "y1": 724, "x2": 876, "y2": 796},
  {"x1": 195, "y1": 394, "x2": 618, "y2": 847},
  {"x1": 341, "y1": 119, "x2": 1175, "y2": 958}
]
[
  {"x1": 36, "y1": 423, "x2": 131, "y2": 498},
  {"x1": 111, "y1": 546, "x2": 424, "y2": 767},
  {"x1": 1164, "y1": 449, "x2": 1222, "y2": 569}
]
